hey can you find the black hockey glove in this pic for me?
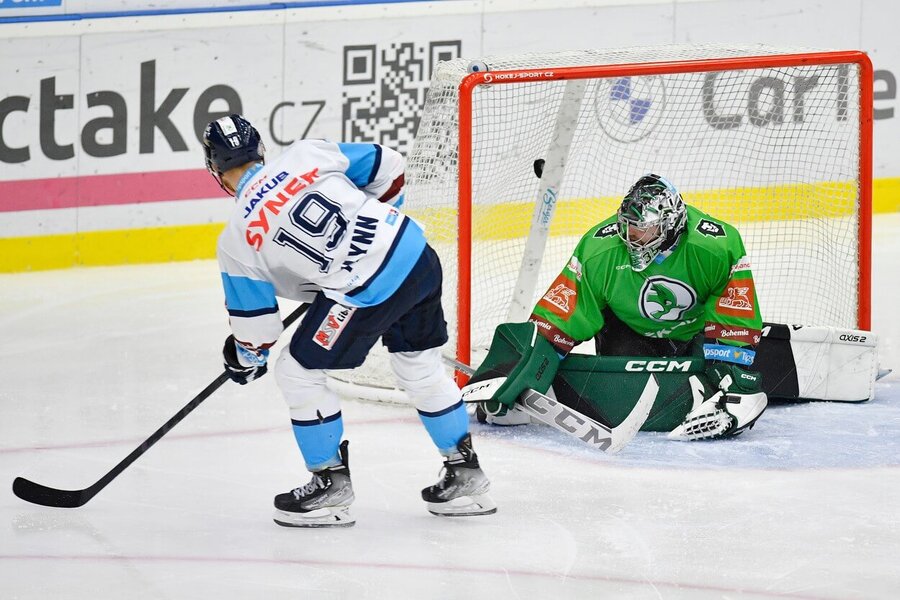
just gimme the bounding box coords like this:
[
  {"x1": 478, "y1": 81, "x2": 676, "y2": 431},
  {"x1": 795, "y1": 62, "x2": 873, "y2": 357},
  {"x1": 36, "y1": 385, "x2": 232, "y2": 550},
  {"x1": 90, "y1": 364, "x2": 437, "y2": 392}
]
[{"x1": 222, "y1": 335, "x2": 268, "y2": 385}]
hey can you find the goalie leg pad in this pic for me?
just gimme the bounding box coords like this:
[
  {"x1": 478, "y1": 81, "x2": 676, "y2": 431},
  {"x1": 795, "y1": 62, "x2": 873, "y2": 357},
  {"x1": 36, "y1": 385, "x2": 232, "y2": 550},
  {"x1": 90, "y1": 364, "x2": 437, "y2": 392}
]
[{"x1": 461, "y1": 322, "x2": 560, "y2": 414}]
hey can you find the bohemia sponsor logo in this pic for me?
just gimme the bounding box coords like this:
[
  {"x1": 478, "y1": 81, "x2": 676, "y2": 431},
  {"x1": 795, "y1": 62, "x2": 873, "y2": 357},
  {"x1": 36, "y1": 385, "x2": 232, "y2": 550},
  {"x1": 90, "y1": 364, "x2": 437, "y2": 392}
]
[
  {"x1": 313, "y1": 304, "x2": 356, "y2": 350},
  {"x1": 704, "y1": 322, "x2": 761, "y2": 345},
  {"x1": 529, "y1": 316, "x2": 576, "y2": 352},
  {"x1": 537, "y1": 274, "x2": 577, "y2": 318},
  {"x1": 715, "y1": 278, "x2": 756, "y2": 317},
  {"x1": 245, "y1": 168, "x2": 321, "y2": 251}
]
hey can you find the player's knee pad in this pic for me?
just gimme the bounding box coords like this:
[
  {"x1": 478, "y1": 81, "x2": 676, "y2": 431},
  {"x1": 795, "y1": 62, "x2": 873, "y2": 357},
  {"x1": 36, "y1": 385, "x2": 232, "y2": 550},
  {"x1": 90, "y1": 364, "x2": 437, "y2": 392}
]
[
  {"x1": 274, "y1": 348, "x2": 340, "y2": 420},
  {"x1": 389, "y1": 347, "x2": 461, "y2": 413}
]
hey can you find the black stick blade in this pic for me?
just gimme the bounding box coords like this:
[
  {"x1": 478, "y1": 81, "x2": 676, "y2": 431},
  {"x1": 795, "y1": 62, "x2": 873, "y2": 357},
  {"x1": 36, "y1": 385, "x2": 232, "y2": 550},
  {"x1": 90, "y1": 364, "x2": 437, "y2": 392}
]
[{"x1": 12, "y1": 477, "x2": 94, "y2": 508}]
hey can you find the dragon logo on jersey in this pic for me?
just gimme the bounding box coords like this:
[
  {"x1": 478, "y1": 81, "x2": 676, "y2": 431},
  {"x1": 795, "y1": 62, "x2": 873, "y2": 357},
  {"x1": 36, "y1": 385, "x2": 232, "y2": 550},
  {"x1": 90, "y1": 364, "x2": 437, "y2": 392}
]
[
  {"x1": 639, "y1": 276, "x2": 697, "y2": 322},
  {"x1": 538, "y1": 274, "x2": 577, "y2": 318}
]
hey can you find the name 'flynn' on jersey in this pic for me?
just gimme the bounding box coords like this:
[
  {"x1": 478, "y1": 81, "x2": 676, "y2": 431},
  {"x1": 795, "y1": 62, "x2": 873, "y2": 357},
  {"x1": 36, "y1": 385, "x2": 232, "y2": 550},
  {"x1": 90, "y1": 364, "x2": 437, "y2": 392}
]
[{"x1": 217, "y1": 139, "x2": 423, "y2": 350}]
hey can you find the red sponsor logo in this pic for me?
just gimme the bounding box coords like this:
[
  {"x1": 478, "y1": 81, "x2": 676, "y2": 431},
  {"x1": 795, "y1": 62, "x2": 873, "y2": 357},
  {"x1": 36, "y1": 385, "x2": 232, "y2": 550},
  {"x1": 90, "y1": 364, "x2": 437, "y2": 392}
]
[
  {"x1": 529, "y1": 316, "x2": 576, "y2": 354},
  {"x1": 313, "y1": 304, "x2": 356, "y2": 350},
  {"x1": 716, "y1": 278, "x2": 756, "y2": 317},
  {"x1": 245, "y1": 168, "x2": 321, "y2": 251},
  {"x1": 537, "y1": 274, "x2": 577, "y2": 319},
  {"x1": 704, "y1": 322, "x2": 761, "y2": 345}
]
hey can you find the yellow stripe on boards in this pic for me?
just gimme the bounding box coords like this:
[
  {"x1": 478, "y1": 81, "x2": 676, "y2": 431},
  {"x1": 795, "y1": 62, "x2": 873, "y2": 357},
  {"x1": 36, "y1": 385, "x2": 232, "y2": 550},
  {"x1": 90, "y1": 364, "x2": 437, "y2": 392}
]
[
  {"x1": 0, "y1": 223, "x2": 224, "y2": 273},
  {"x1": 1, "y1": 178, "x2": 898, "y2": 274}
]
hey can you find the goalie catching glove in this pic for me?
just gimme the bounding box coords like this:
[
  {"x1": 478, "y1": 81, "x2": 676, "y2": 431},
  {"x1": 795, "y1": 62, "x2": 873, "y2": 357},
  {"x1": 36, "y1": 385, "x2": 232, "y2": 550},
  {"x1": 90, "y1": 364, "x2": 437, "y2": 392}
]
[
  {"x1": 668, "y1": 362, "x2": 767, "y2": 441},
  {"x1": 223, "y1": 335, "x2": 269, "y2": 385},
  {"x1": 461, "y1": 322, "x2": 560, "y2": 416}
]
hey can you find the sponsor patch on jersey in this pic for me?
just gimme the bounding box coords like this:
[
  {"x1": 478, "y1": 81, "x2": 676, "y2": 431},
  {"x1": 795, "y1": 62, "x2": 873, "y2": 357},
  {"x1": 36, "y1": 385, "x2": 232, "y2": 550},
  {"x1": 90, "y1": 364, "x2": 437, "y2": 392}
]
[
  {"x1": 593, "y1": 222, "x2": 618, "y2": 238},
  {"x1": 730, "y1": 255, "x2": 752, "y2": 275},
  {"x1": 696, "y1": 218, "x2": 726, "y2": 238},
  {"x1": 537, "y1": 274, "x2": 578, "y2": 319},
  {"x1": 716, "y1": 278, "x2": 756, "y2": 317},
  {"x1": 567, "y1": 256, "x2": 583, "y2": 281},
  {"x1": 529, "y1": 316, "x2": 576, "y2": 353},
  {"x1": 704, "y1": 322, "x2": 761, "y2": 345},
  {"x1": 244, "y1": 167, "x2": 322, "y2": 251},
  {"x1": 703, "y1": 343, "x2": 756, "y2": 366},
  {"x1": 638, "y1": 276, "x2": 697, "y2": 322},
  {"x1": 313, "y1": 304, "x2": 356, "y2": 350}
]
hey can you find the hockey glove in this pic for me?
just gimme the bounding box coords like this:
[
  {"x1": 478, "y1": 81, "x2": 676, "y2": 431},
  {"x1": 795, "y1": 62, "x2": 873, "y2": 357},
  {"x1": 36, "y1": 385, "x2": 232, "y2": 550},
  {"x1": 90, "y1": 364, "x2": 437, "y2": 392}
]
[
  {"x1": 461, "y1": 322, "x2": 560, "y2": 417},
  {"x1": 222, "y1": 335, "x2": 269, "y2": 385},
  {"x1": 668, "y1": 363, "x2": 767, "y2": 441}
]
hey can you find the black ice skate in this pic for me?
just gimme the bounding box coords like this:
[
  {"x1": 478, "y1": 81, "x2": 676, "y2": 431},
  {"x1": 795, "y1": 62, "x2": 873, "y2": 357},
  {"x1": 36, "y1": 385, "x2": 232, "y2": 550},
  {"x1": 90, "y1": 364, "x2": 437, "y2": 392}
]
[
  {"x1": 422, "y1": 433, "x2": 497, "y2": 517},
  {"x1": 273, "y1": 440, "x2": 355, "y2": 528}
]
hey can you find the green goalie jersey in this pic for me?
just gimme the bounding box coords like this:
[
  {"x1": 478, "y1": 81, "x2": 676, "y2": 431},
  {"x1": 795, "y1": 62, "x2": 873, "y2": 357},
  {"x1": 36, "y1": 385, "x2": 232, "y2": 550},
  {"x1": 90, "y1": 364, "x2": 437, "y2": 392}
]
[{"x1": 529, "y1": 205, "x2": 763, "y2": 361}]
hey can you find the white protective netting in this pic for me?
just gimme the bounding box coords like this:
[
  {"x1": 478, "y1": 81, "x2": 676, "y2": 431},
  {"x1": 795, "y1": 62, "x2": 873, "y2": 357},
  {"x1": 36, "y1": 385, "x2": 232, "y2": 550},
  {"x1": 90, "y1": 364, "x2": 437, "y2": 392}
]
[{"x1": 327, "y1": 45, "x2": 868, "y2": 402}]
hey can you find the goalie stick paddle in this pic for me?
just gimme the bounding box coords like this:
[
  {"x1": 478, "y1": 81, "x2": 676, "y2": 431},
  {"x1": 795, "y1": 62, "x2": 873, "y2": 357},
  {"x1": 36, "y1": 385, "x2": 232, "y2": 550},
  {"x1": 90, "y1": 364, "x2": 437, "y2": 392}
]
[
  {"x1": 445, "y1": 356, "x2": 658, "y2": 453},
  {"x1": 12, "y1": 303, "x2": 310, "y2": 509}
]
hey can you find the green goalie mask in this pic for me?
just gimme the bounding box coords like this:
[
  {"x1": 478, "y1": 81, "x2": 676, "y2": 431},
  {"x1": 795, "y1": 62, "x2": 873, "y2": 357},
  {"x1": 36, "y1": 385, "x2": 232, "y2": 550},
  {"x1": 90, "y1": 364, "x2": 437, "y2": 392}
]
[{"x1": 617, "y1": 174, "x2": 687, "y2": 271}]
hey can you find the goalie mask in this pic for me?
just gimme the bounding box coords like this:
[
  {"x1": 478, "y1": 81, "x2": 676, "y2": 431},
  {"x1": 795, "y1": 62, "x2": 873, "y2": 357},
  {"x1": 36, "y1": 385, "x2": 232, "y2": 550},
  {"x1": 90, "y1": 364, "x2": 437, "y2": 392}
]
[
  {"x1": 202, "y1": 114, "x2": 265, "y2": 195},
  {"x1": 617, "y1": 174, "x2": 687, "y2": 271}
]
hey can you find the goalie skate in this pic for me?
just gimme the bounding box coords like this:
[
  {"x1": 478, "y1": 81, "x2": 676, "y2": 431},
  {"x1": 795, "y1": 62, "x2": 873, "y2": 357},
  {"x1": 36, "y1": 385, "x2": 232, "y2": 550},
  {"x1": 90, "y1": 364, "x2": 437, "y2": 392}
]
[
  {"x1": 273, "y1": 440, "x2": 355, "y2": 528},
  {"x1": 422, "y1": 433, "x2": 497, "y2": 517}
]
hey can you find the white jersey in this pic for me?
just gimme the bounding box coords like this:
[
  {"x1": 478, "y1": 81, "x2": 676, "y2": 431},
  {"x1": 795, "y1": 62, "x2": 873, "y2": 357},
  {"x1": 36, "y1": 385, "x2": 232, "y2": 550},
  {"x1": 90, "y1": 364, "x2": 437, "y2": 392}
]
[{"x1": 217, "y1": 139, "x2": 425, "y2": 348}]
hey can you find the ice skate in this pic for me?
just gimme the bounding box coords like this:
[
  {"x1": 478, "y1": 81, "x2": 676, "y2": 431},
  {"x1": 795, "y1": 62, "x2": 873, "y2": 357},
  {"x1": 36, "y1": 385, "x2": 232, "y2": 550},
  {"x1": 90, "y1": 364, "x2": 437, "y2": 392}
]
[
  {"x1": 422, "y1": 433, "x2": 496, "y2": 517},
  {"x1": 273, "y1": 440, "x2": 355, "y2": 528}
]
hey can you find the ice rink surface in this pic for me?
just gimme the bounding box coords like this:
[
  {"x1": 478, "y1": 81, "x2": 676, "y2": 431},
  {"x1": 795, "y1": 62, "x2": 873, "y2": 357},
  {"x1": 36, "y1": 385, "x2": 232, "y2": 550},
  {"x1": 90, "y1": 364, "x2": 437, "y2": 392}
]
[{"x1": 2, "y1": 214, "x2": 899, "y2": 600}]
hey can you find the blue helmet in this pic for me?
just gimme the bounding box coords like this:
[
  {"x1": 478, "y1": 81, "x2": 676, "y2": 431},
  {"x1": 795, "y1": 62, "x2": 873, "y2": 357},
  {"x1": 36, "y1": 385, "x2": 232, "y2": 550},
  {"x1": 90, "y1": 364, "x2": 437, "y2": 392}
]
[{"x1": 202, "y1": 114, "x2": 265, "y2": 194}]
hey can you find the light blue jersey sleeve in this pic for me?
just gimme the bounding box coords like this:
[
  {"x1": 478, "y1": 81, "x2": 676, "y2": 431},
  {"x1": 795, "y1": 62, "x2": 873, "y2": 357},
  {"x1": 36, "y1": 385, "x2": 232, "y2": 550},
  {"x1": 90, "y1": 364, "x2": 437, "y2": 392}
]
[
  {"x1": 217, "y1": 244, "x2": 283, "y2": 349},
  {"x1": 336, "y1": 142, "x2": 405, "y2": 207}
]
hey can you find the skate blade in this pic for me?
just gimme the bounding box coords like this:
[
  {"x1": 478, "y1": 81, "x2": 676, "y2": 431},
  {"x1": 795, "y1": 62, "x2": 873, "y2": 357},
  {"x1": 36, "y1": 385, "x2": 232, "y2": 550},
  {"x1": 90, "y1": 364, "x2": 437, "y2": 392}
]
[
  {"x1": 273, "y1": 506, "x2": 355, "y2": 528},
  {"x1": 427, "y1": 493, "x2": 497, "y2": 517}
]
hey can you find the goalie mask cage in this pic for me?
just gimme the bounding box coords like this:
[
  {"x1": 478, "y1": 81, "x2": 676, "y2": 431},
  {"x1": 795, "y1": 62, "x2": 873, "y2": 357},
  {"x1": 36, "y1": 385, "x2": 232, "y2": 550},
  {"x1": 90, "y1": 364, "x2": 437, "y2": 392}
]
[{"x1": 326, "y1": 45, "x2": 872, "y2": 401}]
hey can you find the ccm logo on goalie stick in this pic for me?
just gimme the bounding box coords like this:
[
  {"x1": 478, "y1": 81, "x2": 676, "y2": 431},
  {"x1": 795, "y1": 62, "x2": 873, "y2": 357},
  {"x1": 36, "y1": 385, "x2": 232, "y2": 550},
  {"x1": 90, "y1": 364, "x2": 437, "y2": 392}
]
[
  {"x1": 313, "y1": 304, "x2": 356, "y2": 350},
  {"x1": 520, "y1": 391, "x2": 612, "y2": 451}
]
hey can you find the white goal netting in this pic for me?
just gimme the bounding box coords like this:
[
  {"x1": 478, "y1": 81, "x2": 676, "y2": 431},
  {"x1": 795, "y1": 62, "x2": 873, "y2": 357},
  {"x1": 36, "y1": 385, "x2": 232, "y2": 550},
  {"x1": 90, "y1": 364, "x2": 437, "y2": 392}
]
[{"x1": 327, "y1": 44, "x2": 871, "y2": 402}]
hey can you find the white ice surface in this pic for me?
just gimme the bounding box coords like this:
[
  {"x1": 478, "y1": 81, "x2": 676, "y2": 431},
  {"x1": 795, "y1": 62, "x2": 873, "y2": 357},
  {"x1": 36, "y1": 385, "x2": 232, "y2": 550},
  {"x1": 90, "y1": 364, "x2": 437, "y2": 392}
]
[{"x1": 2, "y1": 215, "x2": 899, "y2": 600}]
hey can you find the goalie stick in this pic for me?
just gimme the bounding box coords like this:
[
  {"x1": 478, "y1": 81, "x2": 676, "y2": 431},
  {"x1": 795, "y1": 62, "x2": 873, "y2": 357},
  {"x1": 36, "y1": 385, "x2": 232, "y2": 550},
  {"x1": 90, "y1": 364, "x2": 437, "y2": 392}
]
[
  {"x1": 12, "y1": 303, "x2": 309, "y2": 509},
  {"x1": 445, "y1": 356, "x2": 658, "y2": 453}
]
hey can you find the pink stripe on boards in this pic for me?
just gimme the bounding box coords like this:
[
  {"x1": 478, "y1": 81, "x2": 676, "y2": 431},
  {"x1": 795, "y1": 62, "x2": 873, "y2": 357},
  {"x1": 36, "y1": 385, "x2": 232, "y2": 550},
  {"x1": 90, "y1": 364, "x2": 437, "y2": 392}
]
[{"x1": 0, "y1": 169, "x2": 224, "y2": 212}]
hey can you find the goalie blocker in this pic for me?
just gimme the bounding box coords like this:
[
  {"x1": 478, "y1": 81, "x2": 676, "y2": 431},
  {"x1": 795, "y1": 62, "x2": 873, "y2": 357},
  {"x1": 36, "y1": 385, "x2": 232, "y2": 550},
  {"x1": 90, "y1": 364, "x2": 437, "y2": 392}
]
[{"x1": 465, "y1": 322, "x2": 878, "y2": 434}]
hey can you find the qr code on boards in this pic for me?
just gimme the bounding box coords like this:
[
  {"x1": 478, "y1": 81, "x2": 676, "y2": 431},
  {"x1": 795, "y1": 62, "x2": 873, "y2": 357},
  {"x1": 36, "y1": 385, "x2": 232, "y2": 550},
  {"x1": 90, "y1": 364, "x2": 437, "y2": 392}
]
[{"x1": 342, "y1": 41, "x2": 461, "y2": 154}]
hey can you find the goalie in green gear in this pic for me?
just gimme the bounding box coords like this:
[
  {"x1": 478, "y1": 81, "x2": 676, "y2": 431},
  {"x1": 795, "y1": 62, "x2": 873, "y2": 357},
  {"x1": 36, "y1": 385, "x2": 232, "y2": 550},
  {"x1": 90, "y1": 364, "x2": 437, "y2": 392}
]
[{"x1": 464, "y1": 174, "x2": 767, "y2": 441}]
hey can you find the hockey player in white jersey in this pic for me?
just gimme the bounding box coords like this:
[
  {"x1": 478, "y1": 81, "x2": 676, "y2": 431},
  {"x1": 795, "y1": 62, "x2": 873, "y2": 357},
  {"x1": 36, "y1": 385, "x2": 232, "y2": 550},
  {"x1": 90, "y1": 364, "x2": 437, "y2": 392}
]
[{"x1": 202, "y1": 114, "x2": 495, "y2": 527}]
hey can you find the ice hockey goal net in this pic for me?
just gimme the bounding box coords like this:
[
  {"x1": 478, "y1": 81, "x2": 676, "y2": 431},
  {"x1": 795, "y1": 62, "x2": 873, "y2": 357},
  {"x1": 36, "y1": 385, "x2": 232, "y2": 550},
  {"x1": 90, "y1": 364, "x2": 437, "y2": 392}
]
[{"x1": 326, "y1": 44, "x2": 873, "y2": 402}]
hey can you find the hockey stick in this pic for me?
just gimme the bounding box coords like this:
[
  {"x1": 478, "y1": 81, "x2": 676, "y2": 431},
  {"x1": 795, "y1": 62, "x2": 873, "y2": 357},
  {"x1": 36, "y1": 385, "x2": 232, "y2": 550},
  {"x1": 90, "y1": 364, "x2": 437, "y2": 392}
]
[
  {"x1": 446, "y1": 356, "x2": 658, "y2": 453},
  {"x1": 12, "y1": 303, "x2": 310, "y2": 509}
]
